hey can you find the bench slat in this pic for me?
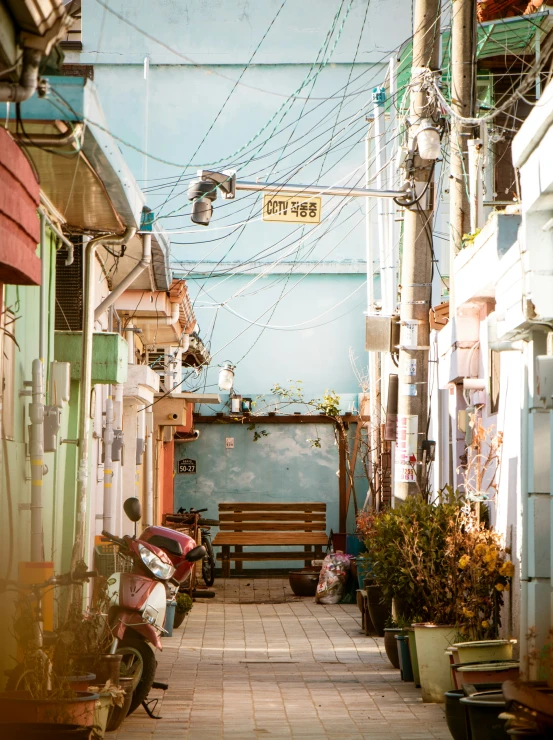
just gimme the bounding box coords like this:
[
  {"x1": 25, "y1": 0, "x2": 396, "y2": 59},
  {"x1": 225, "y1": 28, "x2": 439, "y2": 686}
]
[
  {"x1": 213, "y1": 532, "x2": 328, "y2": 546},
  {"x1": 216, "y1": 551, "x2": 324, "y2": 561},
  {"x1": 219, "y1": 522, "x2": 325, "y2": 531},
  {"x1": 219, "y1": 512, "x2": 325, "y2": 522},
  {"x1": 218, "y1": 502, "x2": 326, "y2": 512}
]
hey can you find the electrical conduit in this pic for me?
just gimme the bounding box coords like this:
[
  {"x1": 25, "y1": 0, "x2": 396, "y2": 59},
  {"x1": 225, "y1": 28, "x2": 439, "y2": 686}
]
[{"x1": 102, "y1": 394, "x2": 114, "y2": 532}]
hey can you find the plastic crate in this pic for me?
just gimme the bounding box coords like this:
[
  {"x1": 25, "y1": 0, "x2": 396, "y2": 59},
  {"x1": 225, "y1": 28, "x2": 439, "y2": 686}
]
[{"x1": 94, "y1": 543, "x2": 133, "y2": 577}]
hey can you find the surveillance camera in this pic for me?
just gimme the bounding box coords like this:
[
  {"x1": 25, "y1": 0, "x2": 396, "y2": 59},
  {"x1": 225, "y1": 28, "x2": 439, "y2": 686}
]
[{"x1": 188, "y1": 179, "x2": 218, "y2": 226}]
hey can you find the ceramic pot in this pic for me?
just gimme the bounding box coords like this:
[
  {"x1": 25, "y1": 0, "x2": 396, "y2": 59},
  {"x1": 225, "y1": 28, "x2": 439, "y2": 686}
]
[
  {"x1": 356, "y1": 558, "x2": 372, "y2": 590},
  {"x1": 452, "y1": 661, "x2": 520, "y2": 690},
  {"x1": 384, "y1": 628, "x2": 403, "y2": 669},
  {"x1": 73, "y1": 654, "x2": 122, "y2": 687},
  {"x1": 412, "y1": 623, "x2": 457, "y2": 702},
  {"x1": 105, "y1": 677, "x2": 134, "y2": 732},
  {"x1": 396, "y1": 634, "x2": 414, "y2": 681},
  {"x1": 454, "y1": 639, "x2": 515, "y2": 664},
  {"x1": 366, "y1": 585, "x2": 391, "y2": 637},
  {"x1": 444, "y1": 689, "x2": 470, "y2": 740},
  {"x1": 0, "y1": 724, "x2": 92, "y2": 739},
  {"x1": 460, "y1": 690, "x2": 509, "y2": 740},
  {"x1": 0, "y1": 691, "x2": 99, "y2": 726},
  {"x1": 407, "y1": 627, "x2": 421, "y2": 688},
  {"x1": 64, "y1": 674, "x2": 96, "y2": 692},
  {"x1": 92, "y1": 694, "x2": 112, "y2": 738},
  {"x1": 289, "y1": 568, "x2": 320, "y2": 597}
]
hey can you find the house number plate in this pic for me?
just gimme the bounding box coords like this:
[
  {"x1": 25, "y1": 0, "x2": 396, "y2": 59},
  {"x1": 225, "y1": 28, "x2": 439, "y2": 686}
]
[{"x1": 178, "y1": 458, "x2": 197, "y2": 474}]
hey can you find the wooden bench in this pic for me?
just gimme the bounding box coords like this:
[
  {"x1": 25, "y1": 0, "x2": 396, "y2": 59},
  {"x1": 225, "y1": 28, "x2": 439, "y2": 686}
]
[{"x1": 212, "y1": 502, "x2": 327, "y2": 577}]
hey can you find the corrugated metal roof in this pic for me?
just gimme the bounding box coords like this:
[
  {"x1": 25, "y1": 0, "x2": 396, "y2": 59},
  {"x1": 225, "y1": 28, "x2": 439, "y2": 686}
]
[{"x1": 396, "y1": 10, "x2": 553, "y2": 112}]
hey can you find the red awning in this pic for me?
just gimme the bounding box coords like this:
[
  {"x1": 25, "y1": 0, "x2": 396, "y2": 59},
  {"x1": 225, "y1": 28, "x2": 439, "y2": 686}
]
[{"x1": 0, "y1": 128, "x2": 41, "y2": 286}]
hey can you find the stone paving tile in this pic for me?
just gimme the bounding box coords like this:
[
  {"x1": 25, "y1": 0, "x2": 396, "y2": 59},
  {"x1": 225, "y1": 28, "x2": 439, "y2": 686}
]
[{"x1": 112, "y1": 579, "x2": 448, "y2": 740}]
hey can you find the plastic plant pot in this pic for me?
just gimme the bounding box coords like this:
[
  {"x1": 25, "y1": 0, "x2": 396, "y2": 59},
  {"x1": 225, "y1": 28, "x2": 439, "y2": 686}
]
[
  {"x1": 92, "y1": 693, "x2": 112, "y2": 738},
  {"x1": 164, "y1": 600, "x2": 176, "y2": 637},
  {"x1": 64, "y1": 674, "x2": 96, "y2": 692},
  {"x1": 460, "y1": 690, "x2": 509, "y2": 740},
  {"x1": 72, "y1": 654, "x2": 122, "y2": 687},
  {"x1": 454, "y1": 639, "x2": 515, "y2": 664},
  {"x1": 407, "y1": 628, "x2": 421, "y2": 688},
  {"x1": 105, "y1": 677, "x2": 134, "y2": 733},
  {"x1": 444, "y1": 690, "x2": 470, "y2": 740},
  {"x1": 356, "y1": 558, "x2": 372, "y2": 590},
  {"x1": 345, "y1": 534, "x2": 366, "y2": 557},
  {"x1": 366, "y1": 585, "x2": 391, "y2": 637},
  {"x1": 395, "y1": 634, "x2": 414, "y2": 681},
  {"x1": 412, "y1": 623, "x2": 457, "y2": 702}
]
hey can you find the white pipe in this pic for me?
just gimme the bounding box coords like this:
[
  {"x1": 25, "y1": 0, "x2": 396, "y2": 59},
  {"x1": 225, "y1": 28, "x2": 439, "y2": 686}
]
[
  {"x1": 520, "y1": 341, "x2": 530, "y2": 677},
  {"x1": 145, "y1": 410, "x2": 154, "y2": 527},
  {"x1": 0, "y1": 48, "x2": 41, "y2": 103},
  {"x1": 39, "y1": 207, "x2": 74, "y2": 266},
  {"x1": 94, "y1": 233, "x2": 151, "y2": 320},
  {"x1": 39, "y1": 212, "x2": 47, "y2": 362},
  {"x1": 113, "y1": 384, "x2": 124, "y2": 536},
  {"x1": 29, "y1": 358, "x2": 45, "y2": 561},
  {"x1": 126, "y1": 322, "x2": 135, "y2": 365},
  {"x1": 374, "y1": 99, "x2": 389, "y2": 313},
  {"x1": 388, "y1": 56, "x2": 398, "y2": 313},
  {"x1": 468, "y1": 138, "x2": 484, "y2": 233},
  {"x1": 102, "y1": 394, "x2": 114, "y2": 532},
  {"x1": 71, "y1": 226, "x2": 136, "y2": 569}
]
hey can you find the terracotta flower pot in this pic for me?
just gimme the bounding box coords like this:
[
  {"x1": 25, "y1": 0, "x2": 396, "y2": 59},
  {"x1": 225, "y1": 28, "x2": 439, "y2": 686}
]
[
  {"x1": 72, "y1": 654, "x2": 122, "y2": 687},
  {"x1": 105, "y1": 677, "x2": 134, "y2": 732},
  {"x1": 64, "y1": 674, "x2": 96, "y2": 692},
  {"x1": 384, "y1": 628, "x2": 403, "y2": 669},
  {"x1": 452, "y1": 661, "x2": 520, "y2": 690},
  {"x1": 0, "y1": 691, "x2": 99, "y2": 727},
  {"x1": 0, "y1": 723, "x2": 92, "y2": 739},
  {"x1": 460, "y1": 690, "x2": 509, "y2": 740},
  {"x1": 366, "y1": 585, "x2": 391, "y2": 637}
]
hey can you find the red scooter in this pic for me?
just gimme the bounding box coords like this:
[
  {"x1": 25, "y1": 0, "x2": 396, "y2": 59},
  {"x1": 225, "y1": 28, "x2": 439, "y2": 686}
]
[{"x1": 102, "y1": 497, "x2": 205, "y2": 715}]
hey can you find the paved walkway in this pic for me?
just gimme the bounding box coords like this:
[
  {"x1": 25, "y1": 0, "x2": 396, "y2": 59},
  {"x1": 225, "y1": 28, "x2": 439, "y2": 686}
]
[{"x1": 113, "y1": 579, "x2": 449, "y2": 740}]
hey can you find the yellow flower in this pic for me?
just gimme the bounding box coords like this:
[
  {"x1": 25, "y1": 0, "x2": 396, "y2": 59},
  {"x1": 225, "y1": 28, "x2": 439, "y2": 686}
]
[
  {"x1": 481, "y1": 620, "x2": 489, "y2": 629},
  {"x1": 504, "y1": 583, "x2": 510, "y2": 592},
  {"x1": 474, "y1": 544, "x2": 487, "y2": 556},
  {"x1": 458, "y1": 555, "x2": 471, "y2": 569},
  {"x1": 500, "y1": 561, "x2": 515, "y2": 578},
  {"x1": 462, "y1": 607, "x2": 474, "y2": 618},
  {"x1": 495, "y1": 583, "x2": 504, "y2": 592}
]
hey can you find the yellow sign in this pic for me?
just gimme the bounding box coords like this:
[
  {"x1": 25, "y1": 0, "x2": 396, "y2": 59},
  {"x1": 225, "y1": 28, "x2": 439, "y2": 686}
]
[{"x1": 262, "y1": 193, "x2": 321, "y2": 224}]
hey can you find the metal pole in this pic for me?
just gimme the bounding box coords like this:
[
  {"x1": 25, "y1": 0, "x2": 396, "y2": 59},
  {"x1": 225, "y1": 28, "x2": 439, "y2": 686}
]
[
  {"x1": 449, "y1": 0, "x2": 476, "y2": 311},
  {"x1": 145, "y1": 410, "x2": 154, "y2": 527},
  {"x1": 394, "y1": 0, "x2": 441, "y2": 502},
  {"x1": 235, "y1": 180, "x2": 406, "y2": 199},
  {"x1": 29, "y1": 358, "x2": 45, "y2": 561},
  {"x1": 102, "y1": 394, "x2": 114, "y2": 532},
  {"x1": 374, "y1": 91, "x2": 389, "y2": 313}
]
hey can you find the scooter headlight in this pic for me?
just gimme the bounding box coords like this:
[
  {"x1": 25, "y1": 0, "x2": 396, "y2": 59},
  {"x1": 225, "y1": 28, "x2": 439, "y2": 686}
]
[{"x1": 138, "y1": 543, "x2": 175, "y2": 580}]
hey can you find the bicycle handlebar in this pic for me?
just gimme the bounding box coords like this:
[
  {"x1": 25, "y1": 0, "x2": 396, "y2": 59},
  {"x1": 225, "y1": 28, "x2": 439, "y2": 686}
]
[{"x1": 190, "y1": 508, "x2": 208, "y2": 514}]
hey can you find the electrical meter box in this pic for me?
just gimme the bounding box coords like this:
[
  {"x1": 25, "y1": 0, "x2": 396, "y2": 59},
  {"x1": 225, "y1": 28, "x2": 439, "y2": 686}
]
[
  {"x1": 365, "y1": 315, "x2": 400, "y2": 353},
  {"x1": 536, "y1": 355, "x2": 553, "y2": 408}
]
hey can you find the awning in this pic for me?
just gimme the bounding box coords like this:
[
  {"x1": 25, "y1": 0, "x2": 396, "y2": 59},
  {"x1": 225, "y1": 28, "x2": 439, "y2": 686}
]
[{"x1": 0, "y1": 128, "x2": 41, "y2": 285}]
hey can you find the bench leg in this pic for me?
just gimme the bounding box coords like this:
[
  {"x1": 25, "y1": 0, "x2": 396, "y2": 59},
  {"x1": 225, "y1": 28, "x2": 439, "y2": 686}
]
[
  {"x1": 222, "y1": 545, "x2": 230, "y2": 578},
  {"x1": 234, "y1": 545, "x2": 243, "y2": 574},
  {"x1": 314, "y1": 545, "x2": 323, "y2": 561},
  {"x1": 304, "y1": 545, "x2": 313, "y2": 568}
]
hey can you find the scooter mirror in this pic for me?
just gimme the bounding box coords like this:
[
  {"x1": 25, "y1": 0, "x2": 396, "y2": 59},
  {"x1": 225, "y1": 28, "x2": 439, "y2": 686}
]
[
  {"x1": 123, "y1": 497, "x2": 142, "y2": 523},
  {"x1": 186, "y1": 545, "x2": 206, "y2": 562}
]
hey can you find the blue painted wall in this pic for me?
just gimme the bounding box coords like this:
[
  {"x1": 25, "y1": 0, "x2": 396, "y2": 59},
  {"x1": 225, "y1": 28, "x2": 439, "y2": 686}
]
[{"x1": 69, "y1": 1, "x2": 410, "y2": 548}]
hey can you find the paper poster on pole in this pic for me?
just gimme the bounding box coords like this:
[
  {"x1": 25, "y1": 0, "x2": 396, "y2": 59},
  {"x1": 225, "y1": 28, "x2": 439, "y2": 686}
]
[{"x1": 395, "y1": 414, "x2": 418, "y2": 483}]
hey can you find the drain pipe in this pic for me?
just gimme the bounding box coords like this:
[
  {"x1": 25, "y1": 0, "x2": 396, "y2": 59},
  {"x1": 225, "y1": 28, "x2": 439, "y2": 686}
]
[
  {"x1": 137, "y1": 301, "x2": 180, "y2": 327},
  {"x1": 144, "y1": 409, "x2": 154, "y2": 527},
  {"x1": 0, "y1": 48, "x2": 41, "y2": 103},
  {"x1": 94, "y1": 232, "x2": 152, "y2": 320},
  {"x1": 103, "y1": 394, "x2": 114, "y2": 532},
  {"x1": 13, "y1": 123, "x2": 84, "y2": 149},
  {"x1": 29, "y1": 358, "x2": 45, "y2": 561},
  {"x1": 113, "y1": 384, "x2": 124, "y2": 536},
  {"x1": 70, "y1": 226, "x2": 136, "y2": 569}
]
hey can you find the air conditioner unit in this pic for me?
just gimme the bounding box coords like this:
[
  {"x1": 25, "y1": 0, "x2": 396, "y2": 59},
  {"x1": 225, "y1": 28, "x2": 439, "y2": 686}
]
[{"x1": 146, "y1": 345, "x2": 183, "y2": 393}]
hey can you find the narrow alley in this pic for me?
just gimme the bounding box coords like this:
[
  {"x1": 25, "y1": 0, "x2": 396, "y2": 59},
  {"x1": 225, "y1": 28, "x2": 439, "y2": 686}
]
[{"x1": 115, "y1": 581, "x2": 449, "y2": 740}]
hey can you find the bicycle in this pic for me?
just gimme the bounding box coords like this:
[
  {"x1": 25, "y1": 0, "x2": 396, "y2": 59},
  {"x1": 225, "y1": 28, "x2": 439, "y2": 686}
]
[
  {"x1": 177, "y1": 507, "x2": 218, "y2": 587},
  {"x1": 1, "y1": 564, "x2": 97, "y2": 691}
]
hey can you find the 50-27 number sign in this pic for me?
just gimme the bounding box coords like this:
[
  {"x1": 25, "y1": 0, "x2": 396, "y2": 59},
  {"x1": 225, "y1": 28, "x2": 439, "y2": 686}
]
[
  {"x1": 263, "y1": 193, "x2": 321, "y2": 224},
  {"x1": 178, "y1": 458, "x2": 197, "y2": 474}
]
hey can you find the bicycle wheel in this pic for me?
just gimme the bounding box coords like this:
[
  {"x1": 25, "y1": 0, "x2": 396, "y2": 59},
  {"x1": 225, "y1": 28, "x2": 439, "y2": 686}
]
[{"x1": 202, "y1": 537, "x2": 216, "y2": 587}]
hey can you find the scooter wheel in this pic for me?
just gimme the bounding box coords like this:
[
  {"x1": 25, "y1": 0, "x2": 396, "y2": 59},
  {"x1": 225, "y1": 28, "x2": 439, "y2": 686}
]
[{"x1": 117, "y1": 633, "x2": 157, "y2": 716}]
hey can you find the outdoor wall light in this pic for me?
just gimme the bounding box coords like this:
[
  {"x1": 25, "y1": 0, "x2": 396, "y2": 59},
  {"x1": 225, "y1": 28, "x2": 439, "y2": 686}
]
[
  {"x1": 230, "y1": 395, "x2": 242, "y2": 415},
  {"x1": 416, "y1": 119, "x2": 441, "y2": 160},
  {"x1": 218, "y1": 362, "x2": 235, "y2": 391}
]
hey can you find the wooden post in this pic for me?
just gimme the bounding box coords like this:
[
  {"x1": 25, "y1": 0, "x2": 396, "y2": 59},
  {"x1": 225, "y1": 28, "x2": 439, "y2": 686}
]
[{"x1": 338, "y1": 422, "x2": 348, "y2": 531}]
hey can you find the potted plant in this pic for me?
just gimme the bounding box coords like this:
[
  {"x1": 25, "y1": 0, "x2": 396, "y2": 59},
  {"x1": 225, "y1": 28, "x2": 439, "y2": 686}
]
[
  {"x1": 363, "y1": 492, "x2": 511, "y2": 702},
  {"x1": 173, "y1": 592, "x2": 193, "y2": 629}
]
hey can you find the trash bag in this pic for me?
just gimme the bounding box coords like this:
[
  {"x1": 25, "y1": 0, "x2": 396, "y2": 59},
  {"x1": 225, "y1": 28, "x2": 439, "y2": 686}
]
[{"x1": 315, "y1": 552, "x2": 351, "y2": 604}]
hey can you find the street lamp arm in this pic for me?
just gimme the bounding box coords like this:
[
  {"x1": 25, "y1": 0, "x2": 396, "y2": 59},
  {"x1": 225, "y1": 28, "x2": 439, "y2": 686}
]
[{"x1": 235, "y1": 180, "x2": 409, "y2": 199}]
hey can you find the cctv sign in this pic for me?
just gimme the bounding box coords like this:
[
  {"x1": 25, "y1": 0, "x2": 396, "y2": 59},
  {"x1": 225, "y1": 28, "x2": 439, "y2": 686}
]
[{"x1": 262, "y1": 193, "x2": 321, "y2": 224}]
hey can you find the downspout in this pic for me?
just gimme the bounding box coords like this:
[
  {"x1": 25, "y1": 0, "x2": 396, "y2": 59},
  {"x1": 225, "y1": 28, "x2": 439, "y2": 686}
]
[
  {"x1": 145, "y1": 410, "x2": 154, "y2": 527},
  {"x1": 39, "y1": 207, "x2": 74, "y2": 266},
  {"x1": 70, "y1": 226, "x2": 136, "y2": 569},
  {"x1": 102, "y1": 394, "x2": 114, "y2": 532},
  {"x1": 94, "y1": 233, "x2": 152, "y2": 320},
  {"x1": 137, "y1": 300, "x2": 180, "y2": 327},
  {"x1": 113, "y1": 384, "x2": 124, "y2": 536},
  {"x1": 0, "y1": 48, "x2": 41, "y2": 103},
  {"x1": 13, "y1": 123, "x2": 84, "y2": 149}
]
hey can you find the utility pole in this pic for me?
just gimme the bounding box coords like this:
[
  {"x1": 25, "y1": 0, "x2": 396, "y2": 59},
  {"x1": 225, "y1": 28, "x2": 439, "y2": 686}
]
[
  {"x1": 449, "y1": 0, "x2": 476, "y2": 310},
  {"x1": 394, "y1": 0, "x2": 441, "y2": 501}
]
